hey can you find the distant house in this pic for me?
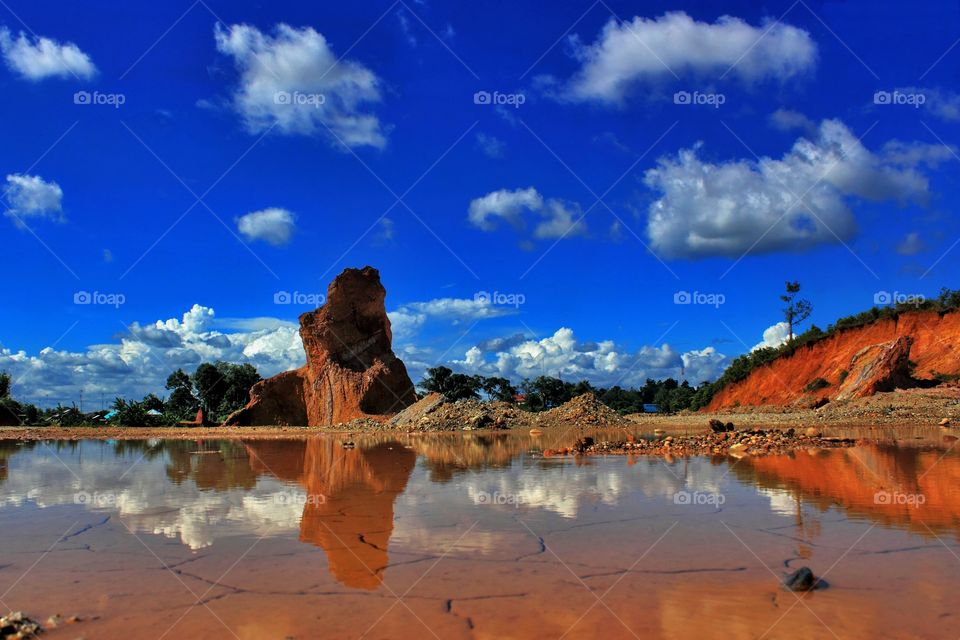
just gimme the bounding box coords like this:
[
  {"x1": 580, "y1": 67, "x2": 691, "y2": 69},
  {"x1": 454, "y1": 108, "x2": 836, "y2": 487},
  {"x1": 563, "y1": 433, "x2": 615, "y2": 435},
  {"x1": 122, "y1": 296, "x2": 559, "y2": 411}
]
[
  {"x1": 643, "y1": 403, "x2": 659, "y2": 413},
  {"x1": 512, "y1": 393, "x2": 527, "y2": 404}
]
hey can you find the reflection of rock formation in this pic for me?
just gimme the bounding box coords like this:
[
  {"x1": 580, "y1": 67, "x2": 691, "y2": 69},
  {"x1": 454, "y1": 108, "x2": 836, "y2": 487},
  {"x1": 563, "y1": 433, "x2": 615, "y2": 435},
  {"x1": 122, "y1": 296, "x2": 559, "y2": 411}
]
[
  {"x1": 733, "y1": 444, "x2": 960, "y2": 538},
  {"x1": 243, "y1": 439, "x2": 416, "y2": 590},
  {"x1": 300, "y1": 440, "x2": 416, "y2": 589},
  {"x1": 226, "y1": 267, "x2": 417, "y2": 426}
]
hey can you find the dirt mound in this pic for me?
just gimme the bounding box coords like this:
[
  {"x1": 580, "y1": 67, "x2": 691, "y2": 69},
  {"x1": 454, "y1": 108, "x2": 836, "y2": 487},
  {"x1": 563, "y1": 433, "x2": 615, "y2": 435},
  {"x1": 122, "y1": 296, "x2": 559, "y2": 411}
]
[
  {"x1": 536, "y1": 393, "x2": 627, "y2": 427},
  {"x1": 225, "y1": 267, "x2": 416, "y2": 426},
  {"x1": 385, "y1": 393, "x2": 532, "y2": 431}
]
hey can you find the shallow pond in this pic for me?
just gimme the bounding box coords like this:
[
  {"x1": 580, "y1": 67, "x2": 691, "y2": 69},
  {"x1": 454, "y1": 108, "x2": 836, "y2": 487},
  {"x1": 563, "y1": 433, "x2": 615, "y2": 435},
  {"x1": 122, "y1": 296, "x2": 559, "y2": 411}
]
[{"x1": 1, "y1": 428, "x2": 959, "y2": 638}]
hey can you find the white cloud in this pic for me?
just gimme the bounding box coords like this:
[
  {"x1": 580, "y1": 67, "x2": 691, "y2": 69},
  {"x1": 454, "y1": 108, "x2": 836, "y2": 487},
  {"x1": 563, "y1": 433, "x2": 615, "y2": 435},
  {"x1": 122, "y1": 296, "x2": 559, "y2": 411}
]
[
  {"x1": 214, "y1": 23, "x2": 386, "y2": 149},
  {"x1": 752, "y1": 322, "x2": 790, "y2": 351},
  {"x1": 644, "y1": 119, "x2": 951, "y2": 259},
  {"x1": 768, "y1": 108, "x2": 816, "y2": 135},
  {"x1": 4, "y1": 173, "x2": 64, "y2": 224},
  {"x1": 475, "y1": 132, "x2": 505, "y2": 158},
  {"x1": 561, "y1": 12, "x2": 816, "y2": 103},
  {"x1": 896, "y1": 231, "x2": 926, "y2": 256},
  {"x1": 0, "y1": 28, "x2": 97, "y2": 80},
  {"x1": 445, "y1": 327, "x2": 729, "y2": 388},
  {"x1": 0, "y1": 305, "x2": 304, "y2": 407},
  {"x1": 236, "y1": 207, "x2": 296, "y2": 246},
  {"x1": 388, "y1": 297, "x2": 516, "y2": 341},
  {"x1": 468, "y1": 187, "x2": 587, "y2": 240}
]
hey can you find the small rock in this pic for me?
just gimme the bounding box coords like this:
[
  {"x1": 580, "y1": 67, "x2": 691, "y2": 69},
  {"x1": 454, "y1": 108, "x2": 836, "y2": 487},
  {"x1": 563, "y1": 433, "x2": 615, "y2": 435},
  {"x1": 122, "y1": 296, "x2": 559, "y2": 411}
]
[
  {"x1": 939, "y1": 418, "x2": 951, "y2": 427},
  {"x1": 783, "y1": 567, "x2": 817, "y2": 591},
  {"x1": 805, "y1": 427, "x2": 821, "y2": 438},
  {"x1": 47, "y1": 613, "x2": 63, "y2": 628}
]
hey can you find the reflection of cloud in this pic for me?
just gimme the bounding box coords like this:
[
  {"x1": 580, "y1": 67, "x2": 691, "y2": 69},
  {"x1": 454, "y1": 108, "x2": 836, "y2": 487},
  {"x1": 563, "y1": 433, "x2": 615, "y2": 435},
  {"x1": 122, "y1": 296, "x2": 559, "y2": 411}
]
[{"x1": 0, "y1": 443, "x2": 304, "y2": 549}]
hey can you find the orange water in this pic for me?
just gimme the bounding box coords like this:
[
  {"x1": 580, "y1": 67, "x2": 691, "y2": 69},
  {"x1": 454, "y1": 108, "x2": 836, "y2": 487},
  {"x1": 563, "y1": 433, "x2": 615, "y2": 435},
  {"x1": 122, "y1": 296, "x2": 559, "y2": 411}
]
[{"x1": 1, "y1": 430, "x2": 959, "y2": 639}]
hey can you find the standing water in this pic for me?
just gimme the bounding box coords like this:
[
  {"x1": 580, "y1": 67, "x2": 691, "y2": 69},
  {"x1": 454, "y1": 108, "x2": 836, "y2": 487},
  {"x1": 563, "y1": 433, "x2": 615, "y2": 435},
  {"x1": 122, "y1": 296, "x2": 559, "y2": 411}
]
[{"x1": 1, "y1": 430, "x2": 958, "y2": 639}]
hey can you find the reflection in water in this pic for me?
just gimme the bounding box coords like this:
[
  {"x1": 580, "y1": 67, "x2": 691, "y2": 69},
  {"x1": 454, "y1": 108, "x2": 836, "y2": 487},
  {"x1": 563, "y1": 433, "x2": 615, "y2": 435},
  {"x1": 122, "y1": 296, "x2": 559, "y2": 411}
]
[
  {"x1": 243, "y1": 439, "x2": 416, "y2": 589},
  {"x1": 733, "y1": 442, "x2": 960, "y2": 539},
  {"x1": 2, "y1": 431, "x2": 960, "y2": 592}
]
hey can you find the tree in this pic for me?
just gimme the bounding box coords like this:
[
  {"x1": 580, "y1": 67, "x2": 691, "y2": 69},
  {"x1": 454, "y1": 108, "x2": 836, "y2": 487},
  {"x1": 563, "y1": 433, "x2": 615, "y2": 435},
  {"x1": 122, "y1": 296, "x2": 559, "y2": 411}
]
[
  {"x1": 480, "y1": 376, "x2": 517, "y2": 402},
  {"x1": 521, "y1": 376, "x2": 571, "y2": 411},
  {"x1": 781, "y1": 281, "x2": 813, "y2": 343},
  {"x1": 192, "y1": 362, "x2": 261, "y2": 421},
  {"x1": 419, "y1": 366, "x2": 481, "y2": 401},
  {"x1": 217, "y1": 363, "x2": 261, "y2": 417},
  {"x1": 165, "y1": 369, "x2": 198, "y2": 421},
  {"x1": 0, "y1": 371, "x2": 10, "y2": 399}
]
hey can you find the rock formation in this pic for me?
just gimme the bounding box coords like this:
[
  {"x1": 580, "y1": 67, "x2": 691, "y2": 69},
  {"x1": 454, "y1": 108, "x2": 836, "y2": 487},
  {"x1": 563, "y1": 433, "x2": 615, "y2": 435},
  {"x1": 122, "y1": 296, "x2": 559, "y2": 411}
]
[
  {"x1": 834, "y1": 337, "x2": 914, "y2": 401},
  {"x1": 225, "y1": 267, "x2": 417, "y2": 426}
]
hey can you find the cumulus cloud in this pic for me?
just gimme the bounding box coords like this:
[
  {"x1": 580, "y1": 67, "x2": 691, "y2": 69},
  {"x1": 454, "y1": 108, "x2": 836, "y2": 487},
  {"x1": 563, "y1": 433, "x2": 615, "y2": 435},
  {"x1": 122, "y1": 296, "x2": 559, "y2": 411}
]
[
  {"x1": 560, "y1": 12, "x2": 817, "y2": 103},
  {"x1": 0, "y1": 305, "x2": 303, "y2": 407},
  {"x1": 444, "y1": 328, "x2": 728, "y2": 388},
  {"x1": 0, "y1": 28, "x2": 97, "y2": 80},
  {"x1": 4, "y1": 173, "x2": 64, "y2": 224},
  {"x1": 644, "y1": 119, "x2": 951, "y2": 259},
  {"x1": 236, "y1": 207, "x2": 296, "y2": 246},
  {"x1": 214, "y1": 23, "x2": 386, "y2": 148},
  {"x1": 468, "y1": 187, "x2": 587, "y2": 240},
  {"x1": 752, "y1": 321, "x2": 790, "y2": 351}
]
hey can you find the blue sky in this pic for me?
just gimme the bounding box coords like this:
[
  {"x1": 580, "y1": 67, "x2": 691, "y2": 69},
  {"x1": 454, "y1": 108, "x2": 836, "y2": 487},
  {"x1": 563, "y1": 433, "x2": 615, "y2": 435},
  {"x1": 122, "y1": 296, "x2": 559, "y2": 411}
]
[{"x1": 2, "y1": 0, "x2": 959, "y2": 406}]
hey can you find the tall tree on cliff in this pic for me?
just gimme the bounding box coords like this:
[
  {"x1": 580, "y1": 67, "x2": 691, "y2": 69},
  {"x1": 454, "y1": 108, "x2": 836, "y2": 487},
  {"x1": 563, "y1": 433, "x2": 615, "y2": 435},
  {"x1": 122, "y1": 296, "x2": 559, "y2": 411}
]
[{"x1": 781, "y1": 281, "x2": 813, "y2": 343}]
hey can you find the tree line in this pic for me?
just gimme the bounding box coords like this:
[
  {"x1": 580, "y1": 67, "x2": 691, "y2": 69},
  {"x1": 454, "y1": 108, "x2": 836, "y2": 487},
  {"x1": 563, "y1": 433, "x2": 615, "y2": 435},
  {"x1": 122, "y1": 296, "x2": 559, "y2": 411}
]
[
  {"x1": 0, "y1": 362, "x2": 260, "y2": 427},
  {"x1": 418, "y1": 366, "x2": 709, "y2": 414}
]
